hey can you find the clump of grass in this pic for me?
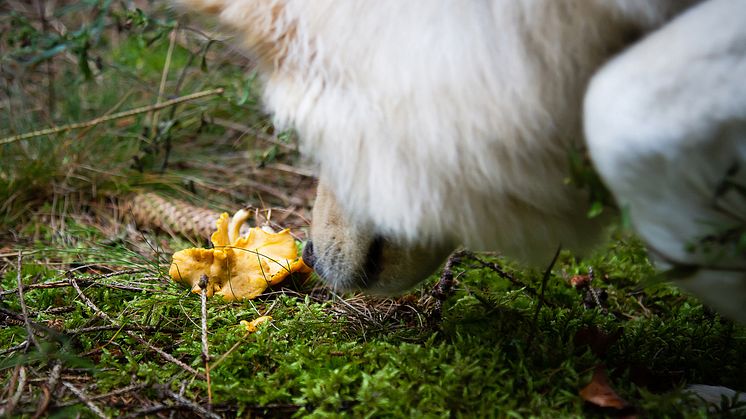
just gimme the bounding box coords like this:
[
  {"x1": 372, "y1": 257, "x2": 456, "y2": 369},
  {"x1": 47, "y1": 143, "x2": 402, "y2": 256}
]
[{"x1": 0, "y1": 1, "x2": 298, "y2": 235}]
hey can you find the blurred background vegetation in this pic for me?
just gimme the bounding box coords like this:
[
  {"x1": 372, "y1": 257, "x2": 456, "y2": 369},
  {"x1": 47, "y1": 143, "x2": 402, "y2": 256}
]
[{"x1": 0, "y1": 0, "x2": 313, "y2": 241}]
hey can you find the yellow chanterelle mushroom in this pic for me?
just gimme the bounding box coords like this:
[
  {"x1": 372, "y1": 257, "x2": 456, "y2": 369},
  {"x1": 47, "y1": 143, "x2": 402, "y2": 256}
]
[{"x1": 169, "y1": 209, "x2": 311, "y2": 300}]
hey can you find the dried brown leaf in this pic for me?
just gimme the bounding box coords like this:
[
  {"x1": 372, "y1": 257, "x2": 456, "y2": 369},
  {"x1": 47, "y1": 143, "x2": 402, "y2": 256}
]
[
  {"x1": 570, "y1": 274, "x2": 591, "y2": 288},
  {"x1": 580, "y1": 365, "x2": 630, "y2": 410}
]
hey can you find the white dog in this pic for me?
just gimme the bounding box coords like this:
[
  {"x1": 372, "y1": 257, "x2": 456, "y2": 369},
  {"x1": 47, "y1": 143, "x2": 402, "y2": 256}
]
[{"x1": 178, "y1": 0, "x2": 746, "y2": 322}]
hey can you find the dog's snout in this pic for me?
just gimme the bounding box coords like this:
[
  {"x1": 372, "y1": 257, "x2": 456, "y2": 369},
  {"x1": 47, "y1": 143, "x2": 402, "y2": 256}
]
[{"x1": 301, "y1": 240, "x2": 315, "y2": 269}]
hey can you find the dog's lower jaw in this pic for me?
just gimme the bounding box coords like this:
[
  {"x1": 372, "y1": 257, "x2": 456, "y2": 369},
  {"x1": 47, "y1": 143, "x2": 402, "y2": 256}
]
[{"x1": 314, "y1": 238, "x2": 455, "y2": 296}]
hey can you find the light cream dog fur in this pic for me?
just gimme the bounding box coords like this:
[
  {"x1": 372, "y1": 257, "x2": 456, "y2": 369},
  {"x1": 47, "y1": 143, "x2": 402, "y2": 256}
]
[{"x1": 177, "y1": 0, "x2": 746, "y2": 321}]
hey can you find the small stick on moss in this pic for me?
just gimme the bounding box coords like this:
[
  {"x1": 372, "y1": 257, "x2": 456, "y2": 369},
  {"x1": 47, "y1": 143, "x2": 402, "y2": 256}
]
[
  {"x1": 0, "y1": 340, "x2": 29, "y2": 356},
  {"x1": 68, "y1": 325, "x2": 181, "y2": 335},
  {"x1": 33, "y1": 361, "x2": 62, "y2": 419},
  {"x1": 168, "y1": 381, "x2": 189, "y2": 419},
  {"x1": 470, "y1": 254, "x2": 546, "y2": 302},
  {"x1": 0, "y1": 306, "x2": 61, "y2": 336},
  {"x1": 62, "y1": 381, "x2": 109, "y2": 419},
  {"x1": 54, "y1": 384, "x2": 146, "y2": 409},
  {"x1": 69, "y1": 277, "x2": 205, "y2": 379},
  {"x1": 0, "y1": 366, "x2": 26, "y2": 417},
  {"x1": 1, "y1": 275, "x2": 154, "y2": 297},
  {"x1": 16, "y1": 252, "x2": 41, "y2": 351},
  {"x1": 528, "y1": 245, "x2": 561, "y2": 346},
  {"x1": 199, "y1": 274, "x2": 213, "y2": 408},
  {"x1": 159, "y1": 387, "x2": 222, "y2": 419},
  {"x1": 0, "y1": 88, "x2": 225, "y2": 146},
  {"x1": 430, "y1": 250, "x2": 467, "y2": 323}
]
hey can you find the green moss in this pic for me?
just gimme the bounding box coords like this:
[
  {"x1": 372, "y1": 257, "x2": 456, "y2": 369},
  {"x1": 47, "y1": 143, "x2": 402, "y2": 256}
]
[
  {"x1": 2, "y1": 2, "x2": 745, "y2": 417},
  {"x1": 2, "y1": 220, "x2": 745, "y2": 417}
]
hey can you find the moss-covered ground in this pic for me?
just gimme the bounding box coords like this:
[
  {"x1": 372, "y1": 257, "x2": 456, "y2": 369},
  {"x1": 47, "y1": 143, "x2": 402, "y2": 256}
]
[{"x1": 1, "y1": 2, "x2": 744, "y2": 417}]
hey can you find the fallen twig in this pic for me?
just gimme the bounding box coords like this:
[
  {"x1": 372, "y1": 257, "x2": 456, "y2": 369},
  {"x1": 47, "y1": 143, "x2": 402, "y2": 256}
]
[
  {"x1": 430, "y1": 250, "x2": 466, "y2": 323},
  {"x1": 0, "y1": 340, "x2": 30, "y2": 356},
  {"x1": 33, "y1": 361, "x2": 62, "y2": 419},
  {"x1": 69, "y1": 277, "x2": 205, "y2": 379},
  {"x1": 124, "y1": 404, "x2": 182, "y2": 418},
  {"x1": 470, "y1": 253, "x2": 543, "y2": 299},
  {"x1": 62, "y1": 381, "x2": 109, "y2": 419},
  {"x1": 0, "y1": 307, "x2": 69, "y2": 347},
  {"x1": 199, "y1": 274, "x2": 213, "y2": 408},
  {"x1": 16, "y1": 252, "x2": 41, "y2": 351},
  {"x1": 67, "y1": 324, "x2": 181, "y2": 335},
  {"x1": 54, "y1": 383, "x2": 147, "y2": 408},
  {"x1": 0, "y1": 88, "x2": 224, "y2": 145},
  {"x1": 169, "y1": 381, "x2": 189, "y2": 419},
  {"x1": 72, "y1": 268, "x2": 146, "y2": 280},
  {"x1": 1, "y1": 279, "x2": 159, "y2": 297},
  {"x1": 160, "y1": 387, "x2": 222, "y2": 419},
  {"x1": 0, "y1": 366, "x2": 27, "y2": 417}
]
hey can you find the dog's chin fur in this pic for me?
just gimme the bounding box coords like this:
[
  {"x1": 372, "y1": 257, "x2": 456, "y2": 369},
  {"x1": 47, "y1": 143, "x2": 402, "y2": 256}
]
[{"x1": 178, "y1": 0, "x2": 746, "y2": 321}]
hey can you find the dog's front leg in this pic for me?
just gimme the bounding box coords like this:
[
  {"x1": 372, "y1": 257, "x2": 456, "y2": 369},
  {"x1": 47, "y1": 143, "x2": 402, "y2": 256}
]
[{"x1": 584, "y1": 0, "x2": 746, "y2": 322}]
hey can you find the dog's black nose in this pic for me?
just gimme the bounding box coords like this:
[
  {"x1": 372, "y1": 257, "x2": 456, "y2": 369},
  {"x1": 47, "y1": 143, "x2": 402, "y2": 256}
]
[{"x1": 301, "y1": 240, "x2": 315, "y2": 269}]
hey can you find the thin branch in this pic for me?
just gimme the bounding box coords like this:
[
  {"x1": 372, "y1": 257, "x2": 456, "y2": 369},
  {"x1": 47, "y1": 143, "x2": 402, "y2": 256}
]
[
  {"x1": 33, "y1": 361, "x2": 62, "y2": 419},
  {"x1": 62, "y1": 381, "x2": 109, "y2": 419},
  {"x1": 69, "y1": 278, "x2": 205, "y2": 379},
  {"x1": 0, "y1": 340, "x2": 29, "y2": 356},
  {"x1": 17, "y1": 252, "x2": 41, "y2": 351},
  {"x1": 0, "y1": 366, "x2": 26, "y2": 417},
  {"x1": 0, "y1": 88, "x2": 224, "y2": 145},
  {"x1": 123, "y1": 404, "x2": 182, "y2": 418},
  {"x1": 0, "y1": 307, "x2": 66, "y2": 348},
  {"x1": 68, "y1": 324, "x2": 181, "y2": 335},
  {"x1": 160, "y1": 387, "x2": 222, "y2": 419},
  {"x1": 68, "y1": 268, "x2": 146, "y2": 280},
  {"x1": 430, "y1": 250, "x2": 466, "y2": 323},
  {"x1": 54, "y1": 384, "x2": 146, "y2": 408},
  {"x1": 470, "y1": 254, "x2": 539, "y2": 297},
  {"x1": 168, "y1": 381, "x2": 189, "y2": 419},
  {"x1": 199, "y1": 275, "x2": 213, "y2": 408},
  {"x1": 1, "y1": 269, "x2": 159, "y2": 297},
  {"x1": 1, "y1": 279, "x2": 158, "y2": 296}
]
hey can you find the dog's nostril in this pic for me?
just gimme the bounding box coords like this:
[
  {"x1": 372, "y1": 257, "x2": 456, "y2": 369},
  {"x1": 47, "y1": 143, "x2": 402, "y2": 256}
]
[
  {"x1": 362, "y1": 235, "x2": 385, "y2": 282},
  {"x1": 301, "y1": 240, "x2": 316, "y2": 269}
]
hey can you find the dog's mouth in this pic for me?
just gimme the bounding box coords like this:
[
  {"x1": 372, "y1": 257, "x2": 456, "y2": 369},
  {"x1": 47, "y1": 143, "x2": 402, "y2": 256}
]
[
  {"x1": 302, "y1": 235, "x2": 387, "y2": 292},
  {"x1": 303, "y1": 235, "x2": 454, "y2": 295},
  {"x1": 305, "y1": 181, "x2": 455, "y2": 295}
]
